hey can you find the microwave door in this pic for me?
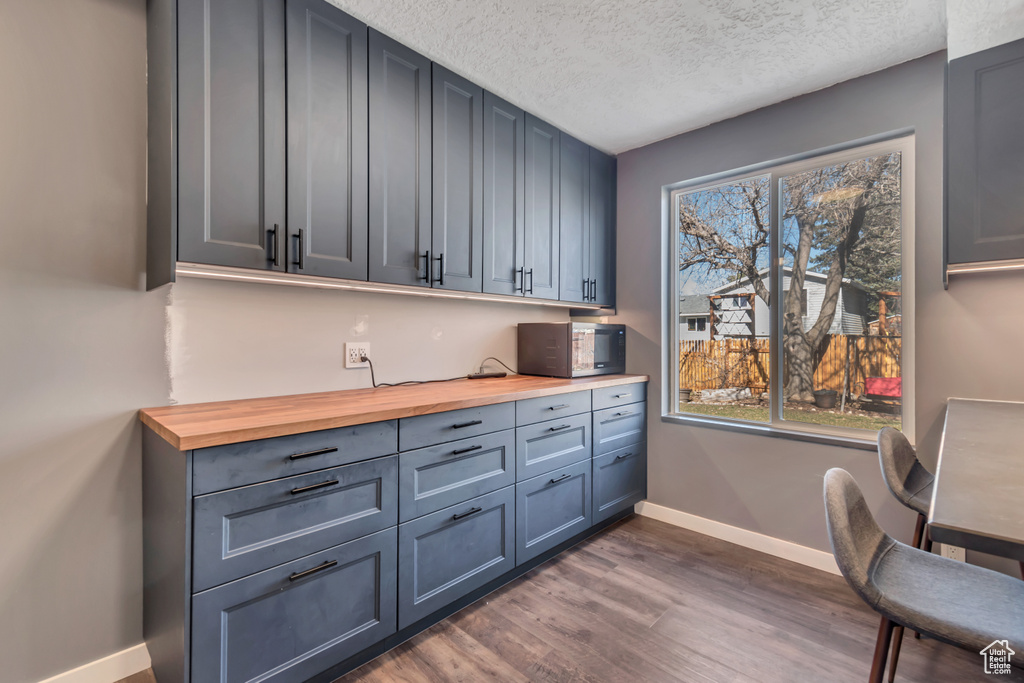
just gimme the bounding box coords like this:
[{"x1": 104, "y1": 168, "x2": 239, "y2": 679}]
[{"x1": 572, "y1": 328, "x2": 595, "y2": 376}]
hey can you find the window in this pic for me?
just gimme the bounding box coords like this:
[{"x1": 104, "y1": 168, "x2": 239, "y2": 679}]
[
  {"x1": 687, "y1": 317, "x2": 706, "y2": 332},
  {"x1": 668, "y1": 138, "x2": 912, "y2": 440}
]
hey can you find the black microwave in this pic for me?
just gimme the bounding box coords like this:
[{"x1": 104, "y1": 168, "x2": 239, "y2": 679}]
[{"x1": 517, "y1": 323, "x2": 626, "y2": 378}]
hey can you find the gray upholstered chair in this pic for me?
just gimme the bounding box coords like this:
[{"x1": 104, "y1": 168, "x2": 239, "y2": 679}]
[
  {"x1": 876, "y1": 426, "x2": 935, "y2": 680},
  {"x1": 823, "y1": 468, "x2": 1024, "y2": 683}
]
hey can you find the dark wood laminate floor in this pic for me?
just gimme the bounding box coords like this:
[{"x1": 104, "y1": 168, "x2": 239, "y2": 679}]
[{"x1": 334, "y1": 516, "x2": 1017, "y2": 683}]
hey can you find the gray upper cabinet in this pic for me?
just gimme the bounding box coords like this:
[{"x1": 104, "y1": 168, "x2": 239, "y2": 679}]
[
  {"x1": 177, "y1": 0, "x2": 286, "y2": 271},
  {"x1": 588, "y1": 148, "x2": 616, "y2": 306},
  {"x1": 286, "y1": 0, "x2": 369, "y2": 280},
  {"x1": 368, "y1": 29, "x2": 432, "y2": 286},
  {"x1": 947, "y1": 37, "x2": 1024, "y2": 267},
  {"x1": 524, "y1": 115, "x2": 560, "y2": 299},
  {"x1": 558, "y1": 133, "x2": 590, "y2": 303},
  {"x1": 482, "y1": 92, "x2": 526, "y2": 296},
  {"x1": 432, "y1": 66, "x2": 484, "y2": 292}
]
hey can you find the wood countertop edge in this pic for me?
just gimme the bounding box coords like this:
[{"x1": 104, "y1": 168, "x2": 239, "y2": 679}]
[{"x1": 139, "y1": 374, "x2": 649, "y2": 451}]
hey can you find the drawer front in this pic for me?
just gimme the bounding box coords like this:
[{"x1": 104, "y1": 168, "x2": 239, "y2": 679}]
[
  {"x1": 515, "y1": 390, "x2": 591, "y2": 426},
  {"x1": 593, "y1": 442, "x2": 646, "y2": 524},
  {"x1": 398, "y1": 486, "x2": 514, "y2": 629},
  {"x1": 516, "y1": 459, "x2": 592, "y2": 565},
  {"x1": 399, "y1": 429, "x2": 515, "y2": 522},
  {"x1": 592, "y1": 402, "x2": 646, "y2": 456},
  {"x1": 399, "y1": 402, "x2": 515, "y2": 451},
  {"x1": 193, "y1": 456, "x2": 398, "y2": 592},
  {"x1": 515, "y1": 412, "x2": 591, "y2": 482},
  {"x1": 191, "y1": 528, "x2": 397, "y2": 683},
  {"x1": 593, "y1": 382, "x2": 647, "y2": 411},
  {"x1": 192, "y1": 420, "x2": 397, "y2": 495}
]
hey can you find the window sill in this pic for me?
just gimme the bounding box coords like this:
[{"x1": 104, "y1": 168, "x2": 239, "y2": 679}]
[{"x1": 660, "y1": 412, "x2": 877, "y2": 452}]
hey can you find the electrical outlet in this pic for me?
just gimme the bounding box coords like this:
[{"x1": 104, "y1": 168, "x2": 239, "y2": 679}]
[
  {"x1": 940, "y1": 544, "x2": 966, "y2": 562},
  {"x1": 344, "y1": 342, "x2": 370, "y2": 369}
]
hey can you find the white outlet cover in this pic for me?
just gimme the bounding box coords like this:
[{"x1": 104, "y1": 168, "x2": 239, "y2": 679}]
[{"x1": 344, "y1": 342, "x2": 370, "y2": 369}]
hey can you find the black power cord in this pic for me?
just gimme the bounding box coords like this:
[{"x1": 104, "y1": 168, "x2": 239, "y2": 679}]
[{"x1": 361, "y1": 355, "x2": 517, "y2": 388}]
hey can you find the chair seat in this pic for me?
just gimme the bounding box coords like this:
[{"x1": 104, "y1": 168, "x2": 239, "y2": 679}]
[{"x1": 873, "y1": 539, "x2": 1024, "y2": 655}]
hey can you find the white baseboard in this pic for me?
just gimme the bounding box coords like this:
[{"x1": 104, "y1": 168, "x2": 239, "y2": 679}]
[
  {"x1": 634, "y1": 501, "x2": 841, "y2": 576},
  {"x1": 38, "y1": 643, "x2": 150, "y2": 683}
]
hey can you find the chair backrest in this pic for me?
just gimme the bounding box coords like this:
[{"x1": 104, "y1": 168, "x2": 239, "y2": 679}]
[
  {"x1": 823, "y1": 468, "x2": 893, "y2": 607},
  {"x1": 877, "y1": 426, "x2": 933, "y2": 514}
]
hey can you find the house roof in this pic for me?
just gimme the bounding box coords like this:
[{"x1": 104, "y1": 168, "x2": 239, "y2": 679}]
[
  {"x1": 678, "y1": 296, "x2": 710, "y2": 316},
  {"x1": 712, "y1": 267, "x2": 868, "y2": 294}
]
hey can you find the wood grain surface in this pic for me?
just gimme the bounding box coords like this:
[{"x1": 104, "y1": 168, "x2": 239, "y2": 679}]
[{"x1": 139, "y1": 374, "x2": 648, "y2": 451}]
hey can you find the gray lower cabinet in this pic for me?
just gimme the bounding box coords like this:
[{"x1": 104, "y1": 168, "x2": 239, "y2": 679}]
[
  {"x1": 368, "y1": 29, "x2": 432, "y2": 286},
  {"x1": 398, "y1": 486, "x2": 515, "y2": 628},
  {"x1": 399, "y1": 429, "x2": 515, "y2": 522},
  {"x1": 515, "y1": 390, "x2": 591, "y2": 427},
  {"x1": 191, "y1": 527, "x2": 397, "y2": 683},
  {"x1": 515, "y1": 411, "x2": 591, "y2": 481},
  {"x1": 399, "y1": 402, "x2": 514, "y2": 451},
  {"x1": 593, "y1": 442, "x2": 647, "y2": 524},
  {"x1": 515, "y1": 458, "x2": 591, "y2": 564},
  {"x1": 192, "y1": 456, "x2": 398, "y2": 592},
  {"x1": 593, "y1": 402, "x2": 646, "y2": 456}
]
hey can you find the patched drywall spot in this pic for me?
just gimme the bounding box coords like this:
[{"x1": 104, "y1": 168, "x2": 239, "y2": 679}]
[
  {"x1": 328, "y1": 0, "x2": 946, "y2": 152},
  {"x1": 350, "y1": 314, "x2": 370, "y2": 337}
]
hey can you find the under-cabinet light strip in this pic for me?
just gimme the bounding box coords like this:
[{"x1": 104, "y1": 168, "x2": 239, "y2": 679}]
[
  {"x1": 946, "y1": 258, "x2": 1024, "y2": 275},
  {"x1": 175, "y1": 263, "x2": 605, "y2": 309}
]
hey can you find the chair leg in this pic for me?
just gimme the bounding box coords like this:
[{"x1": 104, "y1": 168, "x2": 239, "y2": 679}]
[
  {"x1": 1019, "y1": 561, "x2": 1023, "y2": 580},
  {"x1": 916, "y1": 527, "x2": 933, "y2": 640},
  {"x1": 870, "y1": 617, "x2": 894, "y2": 683},
  {"x1": 911, "y1": 513, "x2": 925, "y2": 549},
  {"x1": 887, "y1": 625, "x2": 905, "y2": 683}
]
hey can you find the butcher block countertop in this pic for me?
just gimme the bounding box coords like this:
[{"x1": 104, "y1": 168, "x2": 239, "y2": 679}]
[{"x1": 139, "y1": 374, "x2": 649, "y2": 451}]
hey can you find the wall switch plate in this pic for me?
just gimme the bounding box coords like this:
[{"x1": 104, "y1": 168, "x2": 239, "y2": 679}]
[
  {"x1": 344, "y1": 342, "x2": 370, "y2": 369},
  {"x1": 940, "y1": 544, "x2": 966, "y2": 562}
]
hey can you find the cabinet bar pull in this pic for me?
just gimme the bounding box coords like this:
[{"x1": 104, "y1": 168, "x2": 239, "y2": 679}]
[
  {"x1": 420, "y1": 251, "x2": 432, "y2": 282},
  {"x1": 613, "y1": 393, "x2": 630, "y2": 399},
  {"x1": 289, "y1": 559, "x2": 337, "y2": 581},
  {"x1": 614, "y1": 411, "x2": 633, "y2": 417},
  {"x1": 291, "y1": 229, "x2": 305, "y2": 270},
  {"x1": 548, "y1": 404, "x2": 570, "y2": 411},
  {"x1": 614, "y1": 452, "x2": 633, "y2": 461},
  {"x1": 434, "y1": 253, "x2": 445, "y2": 286},
  {"x1": 287, "y1": 447, "x2": 338, "y2": 461},
  {"x1": 548, "y1": 424, "x2": 572, "y2": 432},
  {"x1": 452, "y1": 445, "x2": 483, "y2": 455},
  {"x1": 267, "y1": 224, "x2": 280, "y2": 266},
  {"x1": 526, "y1": 268, "x2": 534, "y2": 294},
  {"x1": 452, "y1": 419, "x2": 483, "y2": 429},
  {"x1": 583, "y1": 277, "x2": 590, "y2": 301},
  {"x1": 549, "y1": 473, "x2": 571, "y2": 484},
  {"x1": 290, "y1": 479, "x2": 339, "y2": 495},
  {"x1": 514, "y1": 266, "x2": 524, "y2": 293},
  {"x1": 452, "y1": 506, "x2": 482, "y2": 521}
]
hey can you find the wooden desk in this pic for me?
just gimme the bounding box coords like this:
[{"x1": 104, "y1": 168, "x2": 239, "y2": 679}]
[{"x1": 930, "y1": 398, "x2": 1024, "y2": 561}]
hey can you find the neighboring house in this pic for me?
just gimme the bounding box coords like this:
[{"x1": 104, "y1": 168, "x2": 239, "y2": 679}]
[
  {"x1": 711, "y1": 268, "x2": 868, "y2": 339},
  {"x1": 678, "y1": 295, "x2": 711, "y2": 341}
]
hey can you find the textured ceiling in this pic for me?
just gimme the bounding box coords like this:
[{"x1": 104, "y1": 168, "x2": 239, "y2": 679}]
[{"x1": 329, "y1": 0, "x2": 947, "y2": 153}]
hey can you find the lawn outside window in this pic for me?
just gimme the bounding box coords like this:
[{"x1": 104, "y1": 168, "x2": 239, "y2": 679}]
[{"x1": 664, "y1": 136, "x2": 915, "y2": 444}]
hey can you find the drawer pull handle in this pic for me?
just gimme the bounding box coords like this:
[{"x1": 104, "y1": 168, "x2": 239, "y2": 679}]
[
  {"x1": 290, "y1": 479, "x2": 339, "y2": 495},
  {"x1": 548, "y1": 424, "x2": 572, "y2": 432},
  {"x1": 614, "y1": 411, "x2": 633, "y2": 417},
  {"x1": 452, "y1": 444, "x2": 483, "y2": 455},
  {"x1": 548, "y1": 404, "x2": 570, "y2": 410},
  {"x1": 615, "y1": 452, "x2": 633, "y2": 461},
  {"x1": 452, "y1": 506, "x2": 483, "y2": 521},
  {"x1": 549, "y1": 473, "x2": 572, "y2": 484},
  {"x1": 289, "y1": 559, "x2": 337, "y2": 582},
  {"x1": 288, "y1": 447, "x2": 338, "y2": 461},
  {"x1": 613, "y1": 393, "x2": 633, "y2": 399},
  {"x1": 453, "y1": 419, "x2": 484, "y2": 429}
]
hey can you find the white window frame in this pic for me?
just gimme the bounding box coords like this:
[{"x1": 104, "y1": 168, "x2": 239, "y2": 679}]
[{"x1": 662, "y1": 134, "x2": 915, "y2": 447}]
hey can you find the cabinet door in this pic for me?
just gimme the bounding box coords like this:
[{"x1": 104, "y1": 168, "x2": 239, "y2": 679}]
[
  {"x1": 286, "y1": 0, "x2": 368, "y2": 280},
  {"x1": 178, "y1": 0, "x2": 286, "y2": 270},
  {"x1": 398, "y1": 486, "x2": 514, "y2": 629},
  {"x1": 523, "y1": 115, "x2": 560, "y2": 299},
  {"x1": 482, "y1": 92, "x2": 526, "y2": 295},
  {"x1": 593, "y1": 442, "x2": 646, "y2": 524},
  {"x1": 432, "y1": 66, "x2": 484, "y2": 292},
  {"x1": 368, "y1": 29, "x2": 432, "y2": 286},
  {"x1": 947, "y1": 37, "x2": 1024, "y2": 265},
  {"x1": 191, "y1": 528, "x2": 397, "y2": 683},
  {"x1": 515, "y1": 458, "x2": 591, "y2": 564},
  {"x1": 589, "y1": 148, "x2": 616, "y2": 306},
  {"x1": 558, "y1": 133, "x2": 590, "y2": 303}
]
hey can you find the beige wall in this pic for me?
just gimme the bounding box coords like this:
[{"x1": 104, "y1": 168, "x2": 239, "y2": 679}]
[{"x1": 0, "y1": 1, "x2": 168, "y2": 681}]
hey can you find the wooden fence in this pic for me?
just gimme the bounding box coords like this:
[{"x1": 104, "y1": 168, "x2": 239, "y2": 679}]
[{"x1": 679, "y1": 335, "x2": 901, "y2": 396}]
